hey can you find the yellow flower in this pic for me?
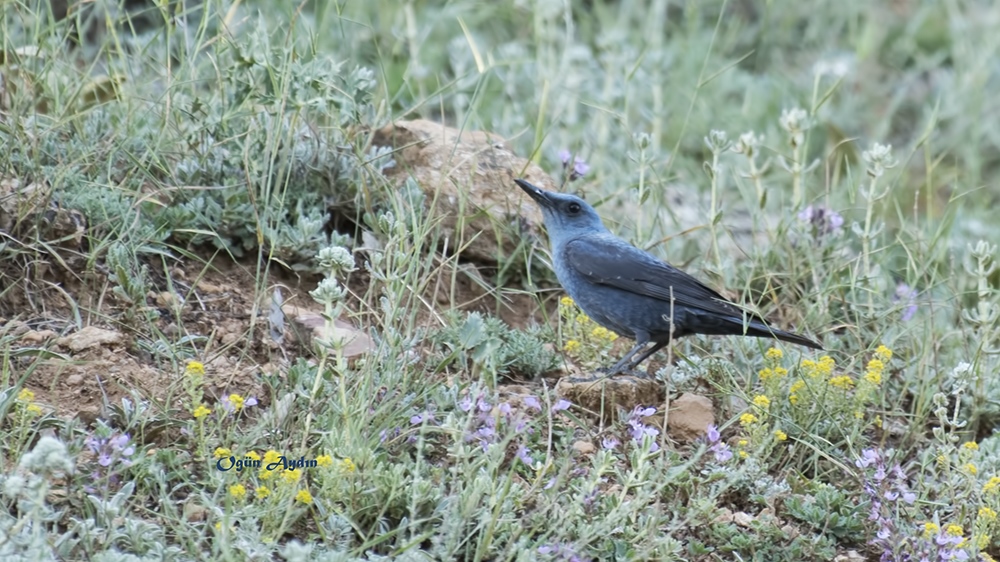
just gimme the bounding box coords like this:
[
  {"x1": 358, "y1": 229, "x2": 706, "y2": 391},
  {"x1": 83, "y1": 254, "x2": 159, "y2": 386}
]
[
  {"x1": 281, "y1": 469, "x2": 300, "y2": 484},
  {"x1": 946, "y1": 524, "x2": 963, "y2": 537},
  {"x1": 738, "y1": 450, "x2": 749, "y2": 459},
  {"x1": 829, "y1": 375, "x2": 854, "y2": 390},
  {"x1": 774, "y1": 429, "x2": 788, "y2": 441},
  {"x1": 964, "y1": 463, "x2": 978, "y2": 475},
  {"x1": 316, "y1": 454, "x2": 334, "y2": 468},
  {"x1": 228, "y1": 484, "x2": 247, "y2": 500},
  {"x1": 979, "y1": 507, "x2": 998, "y2": 521},
  {"x1": 574, "y1": 313, "x2": 591, "y2": 325},
  {"x1": 560, "y1": 296, "x2": 574, "y2": 307},
  {"x1": 963, "y1": 441, "x2": 979, "y2": 451},
  {"x1": 981, "y1": 552, "x2": 997, "y2": 562},
  {"x1": 817, "y1": 356, "x2": 835, "y2": 375},
  {"x1": 17, "y1": 388, "x2": 35, "y2": 402},
  {"x1": 874, "y1": 415, "x2": 882, "y2": 428},
  {"x1": 752, "y1": 395, "x2": 771, "y2": 409},
  {"x1": 765, "y1": 347, "x2": 783, "y2": 361},
  {"x1": 738, "y1": 439, "x2": 749, "y2": 447},
  {"x1": 739, "y1": 413, "x2": 758, "y2": 427},
  {"x1": 26, "y1": 404, "x2": 43, "y2": 416},
  {"x1": 192, "y1": 404, "x2": 211, "y2": 419},
  {"x1": 758, "y1": 368, "x2": 774, "y2": 381},
  {"x1": 245, "y1": 451, "x2": 261, "y2": 461},
  {"x1": 564, "y1": 340, "x2": 581, "y2": 353},
  {"x1": 185, "y1": 361, "x2": 205, "y2": 377},
  {"x1": 866, "y1": 358, "x2": 884, "y2": 373},
  {"x1": 255, "y1": 486, "x2": 270, "y2": 499},
  {"x1": 774, "y1": 367, "x2": 788, "y2": 377},
  {"x1": 983, "y1": 476, "x2": 1000, "y2": 494},
  {"x1": 259, "y1": 468, "x2": 274, "y2": 481},
  {"x1": 591, "y1": 326, "x2": 609, "y2": 339},
  {"x1": 214, "y1": 447, "x2": 232, "y2": 459},
  {"x1": 340, "y1": 458, "x2": 357, "y2": 473},
  {"x1": 875, "y1": 345, "x2": 892, "y2": 362},
  {"x1": 923, "y1": 522, "x2": 940, "y2": 539},
  {"x1": 227, "y1": 394, "x2": 245, "y2": 411},
  {"x1": 263, "y1": 450, "x2": 282, "y2": 465},
  {"x1": 295, "y1": 489, "x2": 313, "y2": 504},
  {"x1": 790, "y1": 380, "x2": 806, "y2": 394}
]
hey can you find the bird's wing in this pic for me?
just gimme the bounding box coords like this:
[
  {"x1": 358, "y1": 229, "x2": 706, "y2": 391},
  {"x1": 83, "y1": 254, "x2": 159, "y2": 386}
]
[{"x1": 563, "y1": 236, "x2": 754, "y2": 319}]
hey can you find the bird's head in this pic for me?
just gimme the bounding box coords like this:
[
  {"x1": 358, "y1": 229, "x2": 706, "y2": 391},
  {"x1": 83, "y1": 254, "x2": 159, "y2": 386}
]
[{"x1": 515, "y1": 179, "x2": 607, "y2": 244}]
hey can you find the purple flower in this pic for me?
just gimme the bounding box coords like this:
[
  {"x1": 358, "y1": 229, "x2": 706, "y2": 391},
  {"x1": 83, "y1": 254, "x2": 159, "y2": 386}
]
[
  {"x1": 523, "y1": 395, "x2": 541, "y2": 411},
  {"x1": 798, "y1": 205, "x2": 844, "y2": 237},
  {"x1": 894, "y1": 283, "x2": 918, "y2": 322},
  {"x1": 632, "y1": 405, "x2": 656, "y2": 418},
  {"x1": 705, "y1": 424, "x2": 721, "y2": 443},
  {"x1": 712, "y1": 444, "x2": 733, "y2": 462},
  {"x1": 498, "y1": 402, "x2": 512, "y2": 417},
  {"x1": 458, "y1": 397, "x2": 473, "y2": 412},
  {"x1": 601, "y1": 437, "x2": 619, "y2": 450},
  {"x1": 516, "y1": 445, "x2": 534, "y2": 466},
  {"x1": 477, "y1": 398, "x2": 492, "y2": 413},
  {"x1": 558, "y1": 149, "x2": 590, "y2": 181},
  {"x1": 856, "y1": 448, "x2": 879, "y2": 468},
  {"x1": 245, "y1": 397, "x2": 258, "y2": 408},
  {"x1": 552, "y1": 399, "x2": 571, "y2": 412},
  {"x1": 902, "y1": 492, "x2": 916, "y2": 504}
]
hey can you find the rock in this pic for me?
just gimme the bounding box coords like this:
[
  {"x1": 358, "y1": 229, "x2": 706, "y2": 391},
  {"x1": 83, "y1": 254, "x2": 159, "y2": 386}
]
[
  {"x1": 572, "y1": 440, "x2": 596, "y2": 455},
  {"x1": 372, "y1": 119, "x2": 556, "y2": 264},
  {"x1": 834, "y1": 551, "x2": 865, "y2": 562},
  {"x1": 155, "y1": 291, "x2": 180, "y2": 308},
  {"x1": 66, "y1": 374, "x2": 84, "y2": 386},
  {"x1": 554, "y1": 375, "x2": 661, "y2": 418},
  {"x1": 281, "y1": 305, "x2": 374, "y2": 359},
  {"x1": 20, "y1": 329, "x2": 56, "y2": 344},
  {"x1": 56, "y1": 326, "x2": 123, "y2": 352},
  {"x1": 196, "y1": 281, "x2": 225, "y2": 294},
  {"x1": 713, "y1": 508, "x2": 734, "y2": 524},
  {"x1": 667, "y1": 393, "x2": 714, "y2": 443},
  {"x1": 733, "y1": 511, "x2": 754, "y2": 528}
]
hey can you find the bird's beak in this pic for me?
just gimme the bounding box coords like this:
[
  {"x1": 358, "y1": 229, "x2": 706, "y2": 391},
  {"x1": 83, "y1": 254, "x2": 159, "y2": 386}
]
[{"x1": 514, "y1": 178, "x2": 555, "y2": 208}]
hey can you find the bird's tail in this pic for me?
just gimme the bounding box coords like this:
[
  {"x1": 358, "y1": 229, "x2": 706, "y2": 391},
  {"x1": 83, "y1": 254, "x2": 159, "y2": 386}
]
[{"x1": 747, "y1": 322, "x2": 823, "y2": 350}]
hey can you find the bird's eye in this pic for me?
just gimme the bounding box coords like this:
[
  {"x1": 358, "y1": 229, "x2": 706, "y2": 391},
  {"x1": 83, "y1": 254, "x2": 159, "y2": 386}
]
[{"x1": 568, "y1": 202, "x2": 581, "y2": 214}]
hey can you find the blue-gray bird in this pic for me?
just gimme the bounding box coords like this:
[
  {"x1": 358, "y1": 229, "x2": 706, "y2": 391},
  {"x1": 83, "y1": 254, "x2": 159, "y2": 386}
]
[{"x1": 515, "y1": 178, "x2": 822, "y2": 375}]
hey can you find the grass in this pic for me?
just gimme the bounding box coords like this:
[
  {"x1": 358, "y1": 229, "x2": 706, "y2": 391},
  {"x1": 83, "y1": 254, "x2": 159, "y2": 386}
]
[{"x1": 2, "y1": 0, "x2": 1000, "y2": 560}]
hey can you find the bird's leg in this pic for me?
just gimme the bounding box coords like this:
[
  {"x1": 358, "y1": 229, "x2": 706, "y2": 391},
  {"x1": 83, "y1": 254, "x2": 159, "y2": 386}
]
[
  {"x1": 626, "y1": 341, "x2": 669, "y2": 372},
  {"x1": 603, "y1": 341, "x2": 651, "y2": 376}
]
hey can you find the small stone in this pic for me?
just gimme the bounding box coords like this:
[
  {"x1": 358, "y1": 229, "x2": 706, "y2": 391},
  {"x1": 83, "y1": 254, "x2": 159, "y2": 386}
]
[
  {"x1": 66, "y1": 374, "x2": 84, "y2": 386},
  {"x1": 713, "y1": 508, "x2": 734, "y2": 524},
  {"x1": 572, "y1": 440, "x2": 596, "y2": 455},
  {"x1": 834, "y1": 550, "x2": 865, "y2": 562},
  {"x1": 155, "y1": 291, "x2": 180, "y2": 308},
  {"x1": 666, "y1": 393, "x2": 714, "y2": 442},
  {"x1": 733, "y1": 511, "x2": 755, "y2": 528},
  {"x1": 20, "y1": 329, "x2": 56, "y2": 344},
  {"x1": 56, "y1": 326, "x2": 123, "y2": 352},
  {"x1": 196, "y1": 281, "x2": 224, "y2": 294}
]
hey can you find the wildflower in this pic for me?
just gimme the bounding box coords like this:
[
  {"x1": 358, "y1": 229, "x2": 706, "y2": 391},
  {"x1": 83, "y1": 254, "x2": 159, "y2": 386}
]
[
  {"x1": 752, "y1": 395, "x2": 771, "y2": 410},
  {"x1": 964, "y1": 463, "x2": 978, "y2": 475},
  {"x1": 875, "y1": 345, "x2": 893, "y2": 362},
  {"x1": 946, "y1": 524, "x2": 964, "y2": 537},
  {"x1": 552, "y1": 399, "x2": 572, "y2": 412},
  {"x1": 564, "y1": 340, "x2": 581, "y2": 353},
  {"x1": 185, "y1": 361, "x2": 205, "y2": 377},
  {"x1": 245, "y1": 451, "x2": 261, "y2": 461},
  {"x1": 214, "y1": 447, "x2": 232, "y2": 459},
  {"x1": 765, "y1": 347, "x2": 783, "y2": 361},
  {"x1": 738, "y1": 439, "x2": 749, "y2": 448},
  {"x1": 601, "y1": 437, "x2": 619, "y2": 450},
  {"x1": 192, "y1": 405, "x2": 211, "y2": 419},
  {"x1": 862, "y1": 142, "x2": 897, "y2": 178},
  {"x1": 263, "y1": 450, "x2": 282, "y2": 465},
  {"x1": 316, "y1": 455, "x2": 333, "y2": 468},
  {"x1": 560, "y1": 296, "x2": 574, "y2": 307},
  {"x1": 798, "y1": 205, "x2": 845, "y2": 236},
  {"x1": 979, "y1": 507, "x2": 997, "y2": 521},
  {"x1": 591, "y1": 326, "x2": 617, "y2": 341},
  {"x1": 340, "y1": 458, "x2": 356, "y2": 473},
  {"x1": 739, "y1": 413, "x2": 758, "y2": 426},
  {"x1": 963, "y1": 442, "x2": 979, "y2": 451},
  {"x1": 17, "y1": 389, "x2": 35, "y2": 402},
  {"x1": 829, "y1": 375, "x2": 854, "y2": 390},
  {"x1": 224, "y1": 394, "x2": 245, "y2": 412},
  {"x1": 817, "y1": 356, "x2": 835, "y2": 375},
  {"x1": 523, "y1": 396, "x2": 541, "y2": 411},
  {"x1": 295, "y1": 489, "x2": 313, "y2": 504},
  {"x1": 255, "y1": 486, "x2": 270, "y2": 499},
  {"x1": 774, "y1": 429, "x2": 788, "y2": 441},
  {"x1": 864, "y1": 369, "x2": 882, "y2": 385},
  {"x1": 984, "y1": 476, "x2": 1000, "y2": 494},
  {"x1": 738, "y1": 450, "x2": 749, "y2": 459},
  {"x1": 559, "y1": 149, "x2": 590, "y2": 181},
  {"x1": 25, "y1": 404, "x2": 42, "y2": 416},
  {"x1": 923, "y1": 522, "x2": 940, "y2": 539},
  {"x1": 228, "y1": 484, "x2": 247, "y2": 500},
  {"x1": 281, "y1": 469, "x2": 300, "y2": 484},
  {"x1": 515, "y1": 445, "x2": 534, "y2": 466},
  {"x1": 84, "y1": 432, "x2": 135, "y2": 469}
]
